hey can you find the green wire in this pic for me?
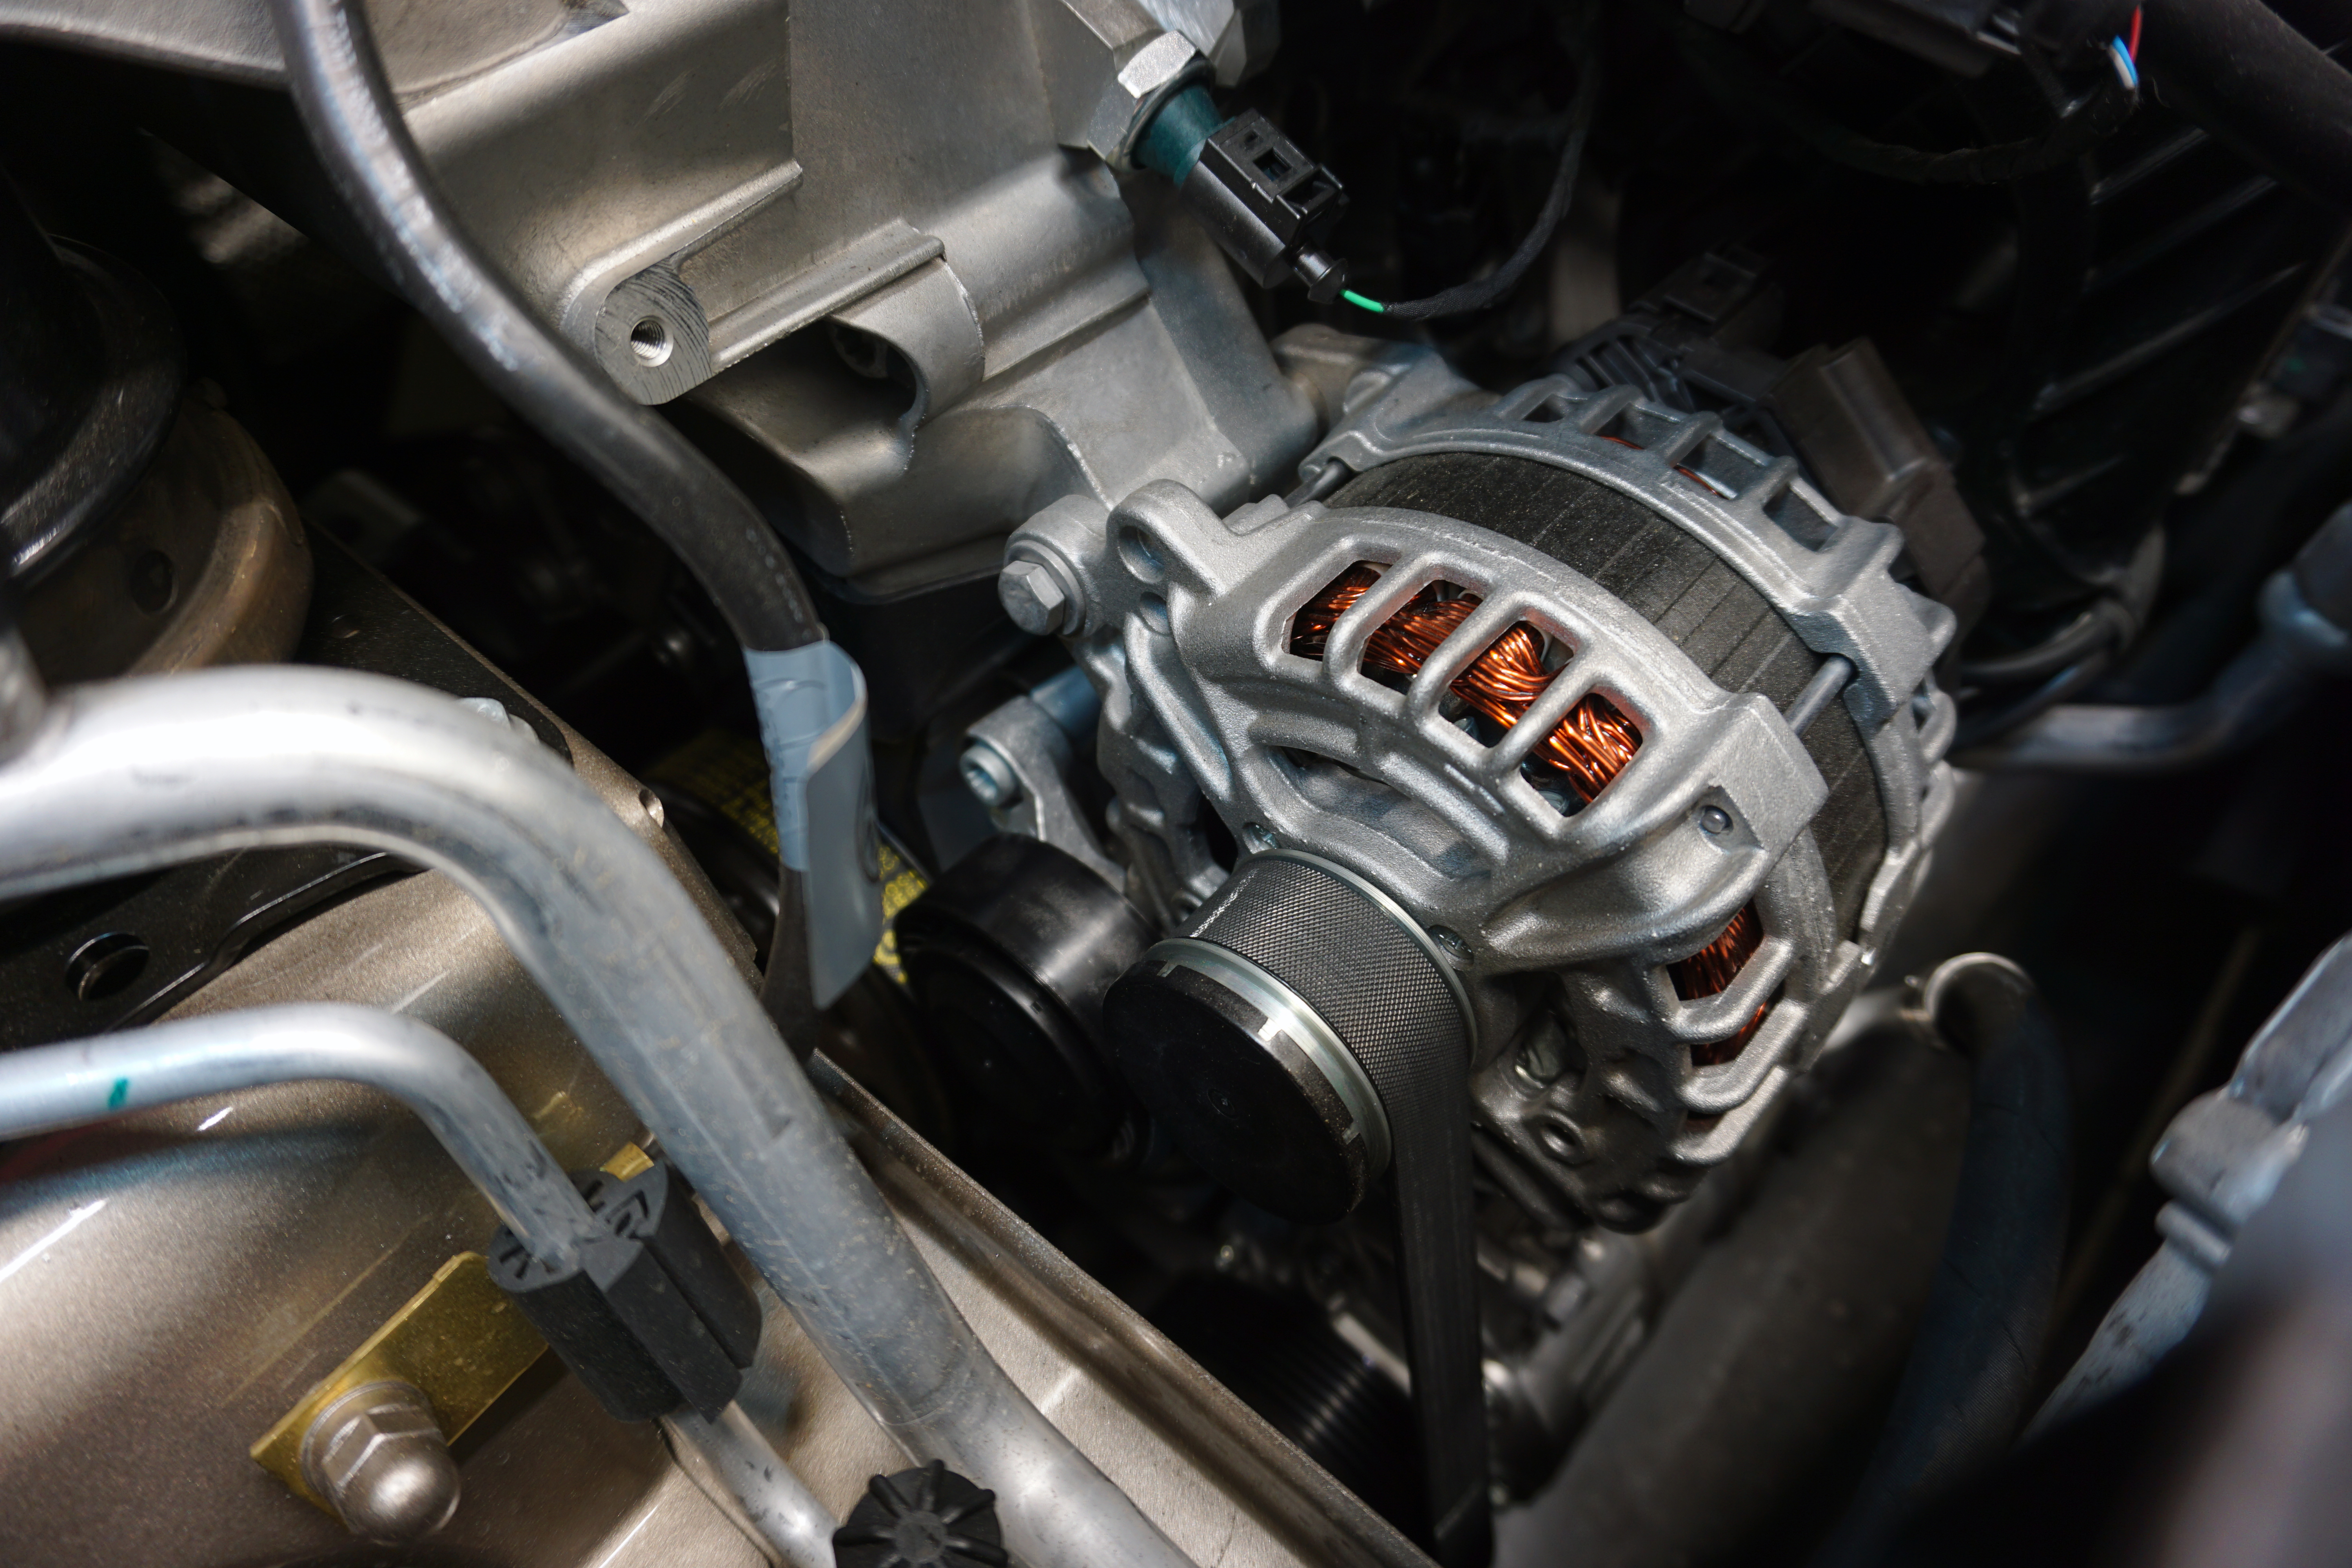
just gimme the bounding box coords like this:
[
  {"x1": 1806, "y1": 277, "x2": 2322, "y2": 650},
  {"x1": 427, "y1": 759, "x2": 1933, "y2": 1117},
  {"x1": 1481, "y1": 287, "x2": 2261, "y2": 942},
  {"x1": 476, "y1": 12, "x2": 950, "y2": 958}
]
[{"x1": 1340, "y1": 290, "x2": 1387, "y2": 314}]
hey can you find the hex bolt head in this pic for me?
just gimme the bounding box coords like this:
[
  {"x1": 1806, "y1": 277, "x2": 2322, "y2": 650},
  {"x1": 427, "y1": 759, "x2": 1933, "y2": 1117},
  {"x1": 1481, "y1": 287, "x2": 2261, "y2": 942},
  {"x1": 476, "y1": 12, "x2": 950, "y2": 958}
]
[
  {"x1": 300, "y1": 1381, "x2": 461, "y2": 1543},
  {"x1": 1699, "y1": 805, "x2": 1733, "y2": 835},
  {"x1": 1000, "y1": 558, "x2": 1071, "y2": 635},
  {"x1": 960, "y1": 743, "x2": 1023, "y2": 809}
]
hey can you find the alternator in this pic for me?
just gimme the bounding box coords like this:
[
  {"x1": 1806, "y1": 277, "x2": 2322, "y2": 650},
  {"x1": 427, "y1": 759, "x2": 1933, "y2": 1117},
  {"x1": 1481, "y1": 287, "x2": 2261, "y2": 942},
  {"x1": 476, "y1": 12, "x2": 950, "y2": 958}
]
[{"x1": 1009, "y1": 351, "x2": 1957, "y2": 1228}]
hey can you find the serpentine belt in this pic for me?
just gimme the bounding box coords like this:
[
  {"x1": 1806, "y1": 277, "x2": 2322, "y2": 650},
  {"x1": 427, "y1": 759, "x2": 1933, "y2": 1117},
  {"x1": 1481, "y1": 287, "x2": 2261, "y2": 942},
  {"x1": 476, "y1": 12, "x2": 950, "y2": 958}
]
[{"x1": 1176, "y1": 851, "x2": 1491, "y2": 1566}]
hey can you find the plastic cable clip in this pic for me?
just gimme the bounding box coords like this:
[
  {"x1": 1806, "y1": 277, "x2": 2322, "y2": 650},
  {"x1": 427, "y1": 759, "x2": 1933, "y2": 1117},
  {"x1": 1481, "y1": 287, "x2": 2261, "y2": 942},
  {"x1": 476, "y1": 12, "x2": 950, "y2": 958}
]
[{"x1": 487, "y1": 1161, "x2": 763, "y2": 1423}]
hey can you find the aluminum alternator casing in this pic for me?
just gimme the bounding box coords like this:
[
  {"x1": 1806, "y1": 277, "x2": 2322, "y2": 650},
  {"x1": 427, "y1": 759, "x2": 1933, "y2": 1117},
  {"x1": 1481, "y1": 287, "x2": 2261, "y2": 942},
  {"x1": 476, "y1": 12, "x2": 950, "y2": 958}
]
[{"x1": 1010, "y1": 351, "x2": 1959, "y2": 1227}]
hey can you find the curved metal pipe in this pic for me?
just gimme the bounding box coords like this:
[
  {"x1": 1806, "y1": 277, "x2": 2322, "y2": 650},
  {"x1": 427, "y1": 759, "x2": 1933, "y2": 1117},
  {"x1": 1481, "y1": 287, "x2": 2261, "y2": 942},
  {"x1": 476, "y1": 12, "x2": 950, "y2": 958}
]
[
  {"x1": 664, "y1": 1406, "x2": 838, "y2": 1568},
  {"x1": 0, "y1": 1003, "x2": 602, "y2": 1270},
  {"x1": 262, "y1": 0, "x2": 820, "y2": 656},
  {"x1": 0, "y1": 618, "x2": 40, "y2": 761},
  {"x1": 0, "y1": 1001, "x2": 836, "y2": 1558},
  {"x1": 1958, "y1": 635, "x2": 2312, "y2": 773},
  {"x1": 0, "y1": 666, "x2": 1189, "y2": 1568}
]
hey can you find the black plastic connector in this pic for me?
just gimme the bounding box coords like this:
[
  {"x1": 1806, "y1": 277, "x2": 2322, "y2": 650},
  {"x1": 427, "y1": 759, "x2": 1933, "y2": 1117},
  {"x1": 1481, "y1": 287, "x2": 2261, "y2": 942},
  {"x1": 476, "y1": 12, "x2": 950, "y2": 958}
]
[
  {"x1": 1179, "y1": 110, "x2": 1349, "y2": 301},
  {"x1": 488, "y1": 1160, "x2": 763, "y2": 1422}
]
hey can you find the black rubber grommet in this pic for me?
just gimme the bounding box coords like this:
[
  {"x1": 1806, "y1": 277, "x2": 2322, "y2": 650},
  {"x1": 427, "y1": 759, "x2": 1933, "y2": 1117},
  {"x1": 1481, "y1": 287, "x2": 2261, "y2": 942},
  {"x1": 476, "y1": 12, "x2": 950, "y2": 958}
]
[{"x1": 832, "y1": 1459, "x2": 1005, "y2": 1568}]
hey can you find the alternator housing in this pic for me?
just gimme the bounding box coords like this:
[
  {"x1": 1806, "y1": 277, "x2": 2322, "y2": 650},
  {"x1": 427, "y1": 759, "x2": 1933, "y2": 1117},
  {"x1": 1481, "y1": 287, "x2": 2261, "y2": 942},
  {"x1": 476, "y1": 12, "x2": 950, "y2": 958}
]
[{"x1": 1011, "y1": 352, "x2": 1957, "y2": 1226}]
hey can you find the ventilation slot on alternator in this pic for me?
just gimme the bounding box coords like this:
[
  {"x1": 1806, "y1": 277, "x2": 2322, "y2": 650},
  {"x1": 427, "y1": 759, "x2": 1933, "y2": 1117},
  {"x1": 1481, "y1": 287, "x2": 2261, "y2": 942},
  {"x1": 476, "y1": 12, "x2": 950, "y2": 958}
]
[
  {"x1": 1670, "y1": 905, "x2": 1770, "y2": 1065},
  {"x1": 1291, "y1": 562, "x2": 1641, "y2": 812}
]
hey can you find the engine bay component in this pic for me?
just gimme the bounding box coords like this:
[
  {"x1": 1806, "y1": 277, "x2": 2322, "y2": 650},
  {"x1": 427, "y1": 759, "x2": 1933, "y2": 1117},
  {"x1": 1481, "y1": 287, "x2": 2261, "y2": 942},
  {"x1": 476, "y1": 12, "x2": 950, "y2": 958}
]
[
  {"x1": 897, "y1": 832, "x2": 1152, "y2": 1156},
  {"x1": 490, "y1": 1158, "x2": 764, "y2": 1424},
  {"x1": 832, "y1": 1459, "x2": 1006, "y2": 1568},
  {"x1": 1146, "y1": 97, "x2": 1351, "y2": 301},
  {"x1": 1109, "y1": 846, "x2": 1490, "y2": 1563},
  {"x1": 2041, "y1": 931, "x2": 2352, "y2": 1430},
  {"x1": 1016, "y1": 348, "x2": 1957, "y2": 1230},
  {"x1": 0, "y1": 174, "x2": 182, "y2": 584},
  {"x1": 0, "y1": 659, "x2": 1190, "y2": 1568},
  {"x1": 297, "y1": 1380, "x2": 464, "y2": 1544},
  {"x1": 11, "y1": 0, "x2": 2352, "y2": 1561}
]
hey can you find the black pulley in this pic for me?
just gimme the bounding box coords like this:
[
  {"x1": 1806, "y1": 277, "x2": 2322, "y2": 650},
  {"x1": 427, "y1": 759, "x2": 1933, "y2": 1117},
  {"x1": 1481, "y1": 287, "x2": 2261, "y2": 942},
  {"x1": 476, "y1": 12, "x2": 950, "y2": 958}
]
[
  {"x1": 1102, "y1": 848, "x2": 1491, "y2": 1567},
  {"x1": 895, "y1": 833, "x2": 1151, "y2": 1154}
]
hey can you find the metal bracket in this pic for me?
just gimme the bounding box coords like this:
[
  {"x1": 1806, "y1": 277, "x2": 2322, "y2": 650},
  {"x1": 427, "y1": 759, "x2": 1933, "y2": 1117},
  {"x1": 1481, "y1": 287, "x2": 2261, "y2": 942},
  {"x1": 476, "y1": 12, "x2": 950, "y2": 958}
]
[{"x1": 960, "y1": 664, "x2": 1123, "y2": 888}]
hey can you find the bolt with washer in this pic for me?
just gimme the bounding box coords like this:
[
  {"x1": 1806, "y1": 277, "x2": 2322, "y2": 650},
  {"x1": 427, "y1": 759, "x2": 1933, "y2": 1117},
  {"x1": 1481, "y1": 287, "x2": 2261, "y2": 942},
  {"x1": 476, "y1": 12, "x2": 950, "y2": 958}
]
[
  {"x1": 1000, "y1": 557, "x2": 1074, "y2": 635},
  {"x1": 960, "y1": 743, "x2": 1024, "y2": 809}
]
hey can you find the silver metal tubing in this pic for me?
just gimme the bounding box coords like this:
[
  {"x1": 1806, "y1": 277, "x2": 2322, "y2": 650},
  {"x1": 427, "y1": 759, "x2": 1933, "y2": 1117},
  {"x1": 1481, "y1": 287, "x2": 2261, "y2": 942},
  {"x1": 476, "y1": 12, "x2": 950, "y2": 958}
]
[
  {"x1": 1963, "y1": 564, "x2": 2351, "y2": 775},
  {"x1": 0, "y1": 1001, "x2": 840, "y2": 1557},
  {"x1": 0, "y1": 666, "x2": 1189, "y2": 1568},
  {"x1": 0, "y1": 1004, "x2": 602, "y2": 1270},
  {"x1": 663, "y1": 1406, "x2": 837, "y2": 1568}
]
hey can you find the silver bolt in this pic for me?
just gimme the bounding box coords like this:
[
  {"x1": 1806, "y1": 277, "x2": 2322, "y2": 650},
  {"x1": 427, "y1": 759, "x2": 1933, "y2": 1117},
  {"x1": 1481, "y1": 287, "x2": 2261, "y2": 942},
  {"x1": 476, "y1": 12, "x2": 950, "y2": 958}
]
[
  {"x1": 1241, "y1": 822, "x2": 1278, "y2": 854},
  {"x1": 1699, "y1": 804, "x2": 1733, "y2": 835},
  {"x1": 960, "y1": 743, "x2": 1022, "y2": 809},
  {"x1": 1429, "y1": 925, "x2": 1473, "y2": 969},
  {"x1": 300, "y1": 1381, "x2": 461, "y2": 1543},
  {"x1": 1000, "y1": 558, "x2": 1072, "y2": 635}
]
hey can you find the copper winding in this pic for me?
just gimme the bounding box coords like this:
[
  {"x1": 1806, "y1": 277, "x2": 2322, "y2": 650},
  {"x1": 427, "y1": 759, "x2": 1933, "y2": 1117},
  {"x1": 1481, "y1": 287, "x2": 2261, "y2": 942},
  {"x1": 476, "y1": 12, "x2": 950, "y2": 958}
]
[
  {"x1": 1292, "y1": 562, "x2": 1766, "y2": 1060},
  {"x1": 1672, "y1": 904, "x2": 1766, "y2": 1065},
  {"x1": 1290, "y1": 564, "x2": 1641, "y2": 805}
]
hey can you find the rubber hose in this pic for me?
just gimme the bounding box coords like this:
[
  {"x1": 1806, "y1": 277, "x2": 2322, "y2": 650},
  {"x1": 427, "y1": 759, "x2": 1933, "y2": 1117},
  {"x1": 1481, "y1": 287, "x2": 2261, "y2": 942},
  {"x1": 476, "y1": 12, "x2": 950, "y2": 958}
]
[
  {"x1": 1813, "y1": 955, "x2": 2072, "y2": 1568},
  {"x1": 2141, "y1": 0, "x2": 2352, "y2": 214},
  {"x1": 264, "y1": 0, "x2": 824, "y2": 654}
]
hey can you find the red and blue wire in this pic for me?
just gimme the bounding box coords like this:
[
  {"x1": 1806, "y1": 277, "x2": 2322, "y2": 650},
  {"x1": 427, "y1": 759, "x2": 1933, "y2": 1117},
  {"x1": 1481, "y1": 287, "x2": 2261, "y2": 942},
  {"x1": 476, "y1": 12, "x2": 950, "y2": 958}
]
[{"x1": 2111, "y1": 7, "x2": 2143, "y2": 90}]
